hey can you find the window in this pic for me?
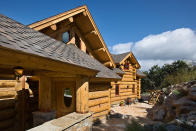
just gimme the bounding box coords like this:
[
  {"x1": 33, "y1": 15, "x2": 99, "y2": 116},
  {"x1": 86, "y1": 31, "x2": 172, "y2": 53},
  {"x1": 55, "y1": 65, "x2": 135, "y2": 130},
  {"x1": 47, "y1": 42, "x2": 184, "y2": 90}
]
[
  {"x1": 115, "y1": 84, "x2": 119, "y2": 96},
  {"x1": 62, "y1": 31, "x2": 70, "y2": 43},
  {"x1": 75, "y1": 34, "x2": 81, "y2": 49},
  {"x1": 86, "y1": 50, "x2": 89, "y2": 55},
  {"x1": 132, "y1": 84, "x2": 135, "y2": 94},
  {"x1": 64, "y1": 88, "x2": 72, "y2": 107},
  {"x1": 124, "y1": 61, "x2": 129, "y2": 70}
]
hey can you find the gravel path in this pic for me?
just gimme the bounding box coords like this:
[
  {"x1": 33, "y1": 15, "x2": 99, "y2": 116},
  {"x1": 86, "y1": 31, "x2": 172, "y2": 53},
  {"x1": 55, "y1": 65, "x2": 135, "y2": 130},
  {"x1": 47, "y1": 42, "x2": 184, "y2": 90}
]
[
  {"x1": 111, "y1": 102, "x2": 152, "y2": 118},
  {"x1": 93, "y1": 102, "x2": 156, "y2": 131}
]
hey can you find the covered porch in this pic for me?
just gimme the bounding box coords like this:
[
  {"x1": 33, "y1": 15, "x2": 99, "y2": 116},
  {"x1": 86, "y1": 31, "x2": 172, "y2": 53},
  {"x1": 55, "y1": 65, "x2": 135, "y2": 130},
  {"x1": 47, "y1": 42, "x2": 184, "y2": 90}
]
[{"x1": 0, "y1": 46, "x2": 98, "y2": 129}]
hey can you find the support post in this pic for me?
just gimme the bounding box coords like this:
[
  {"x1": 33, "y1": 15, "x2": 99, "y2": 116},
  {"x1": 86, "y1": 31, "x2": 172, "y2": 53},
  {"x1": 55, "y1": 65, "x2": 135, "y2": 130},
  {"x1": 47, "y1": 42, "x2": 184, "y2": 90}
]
[
  {"x1": 39, "y1": 75, "x2": 52, "y2": 111},
  {"x1": 139, "y1": 78, "x2": 141, "y2": 99},
  {"x1": 76, "y1": 76, "x2": 89, "y2": 113}
]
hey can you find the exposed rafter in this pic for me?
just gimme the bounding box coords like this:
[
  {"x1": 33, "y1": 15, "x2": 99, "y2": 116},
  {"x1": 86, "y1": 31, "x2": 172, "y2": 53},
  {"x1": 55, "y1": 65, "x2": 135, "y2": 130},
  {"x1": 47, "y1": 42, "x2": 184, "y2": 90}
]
[
  {"x1": 50, "y1": 24, "x2": 57, "y2": 31},
  {"x1": 68, "y1": 17, "x2": 74, "y2": 23},
  {"x1": 82, "y1": 12, "x2": 87, "y2": 16},
  {"x1": 104, "y1": 61, "x2": 112, "y2": 67},
  {"x1": 85, "y1": 30, "x2": 97, "y2": 38},
  {"x1": 93, "y1": 48, "x2": 106, "y2": 54}
]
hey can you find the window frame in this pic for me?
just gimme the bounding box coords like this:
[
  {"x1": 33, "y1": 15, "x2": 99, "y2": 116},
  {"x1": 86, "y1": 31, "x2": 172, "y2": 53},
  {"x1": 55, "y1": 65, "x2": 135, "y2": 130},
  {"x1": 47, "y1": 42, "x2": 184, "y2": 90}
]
[
  {"x1": 124, "y1": 61, "x2": 129, "y2": 70},
  {"x1": 62, "y1": 31, "x2": 70, "y2": 44},
  {"x1": 75, "y1": 33, "x2": 81, "y2": 49},
  {"x1": 63, "y1": 88, "x2": 72, "y2": 107},
  {"x1": 115, "y1": 84, "x2": 119, "y2": 96},
  {"x1": 132, "y1": 84, "x2": 135, "y2": 94}
]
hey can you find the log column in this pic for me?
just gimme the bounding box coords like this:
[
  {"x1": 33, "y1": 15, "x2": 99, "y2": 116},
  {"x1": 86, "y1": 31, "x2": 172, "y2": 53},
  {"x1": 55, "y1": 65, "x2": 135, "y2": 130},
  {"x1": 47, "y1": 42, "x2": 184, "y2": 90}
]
[
  {"x1": 138, "y1": 78, "x2": 141, "y2": 99},
  {"x1": 76, "y1": 76, "x2": 89, "y2": 113},
  {"x1": 39, "y1": 75, "x2": 52, "y2": 111}
]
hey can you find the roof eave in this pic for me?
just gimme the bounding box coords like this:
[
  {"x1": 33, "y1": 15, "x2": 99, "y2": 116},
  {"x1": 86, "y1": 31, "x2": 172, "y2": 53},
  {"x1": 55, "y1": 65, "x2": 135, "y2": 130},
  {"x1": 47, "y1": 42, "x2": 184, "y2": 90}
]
[{"x1": 0, "y1": 46, "x2": 99, "y2": 77}]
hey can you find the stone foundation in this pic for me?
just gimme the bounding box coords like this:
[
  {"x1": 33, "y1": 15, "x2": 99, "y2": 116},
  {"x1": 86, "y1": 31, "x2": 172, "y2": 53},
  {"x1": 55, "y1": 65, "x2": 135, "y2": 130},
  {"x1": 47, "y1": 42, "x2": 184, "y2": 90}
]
[{"x1": 28, "y1": 112, "x2": 92, "y2": 131}]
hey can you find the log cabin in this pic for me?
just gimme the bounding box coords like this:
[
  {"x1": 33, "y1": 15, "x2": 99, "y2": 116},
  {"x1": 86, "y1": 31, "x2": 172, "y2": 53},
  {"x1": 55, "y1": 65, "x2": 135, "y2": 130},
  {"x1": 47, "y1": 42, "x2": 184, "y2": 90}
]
[
  {"x1": 0, "y1": 7, "x2": 121, "y2": 130},
  {"x1": 27, "y1": 5, "x2": 120, "y2": 121},
  {"x1": 0, "y1": 5, "x2": 145, "y2": 130},
  {"x1": 111, "y1": 52, "x2": 145, "y2": 104}
]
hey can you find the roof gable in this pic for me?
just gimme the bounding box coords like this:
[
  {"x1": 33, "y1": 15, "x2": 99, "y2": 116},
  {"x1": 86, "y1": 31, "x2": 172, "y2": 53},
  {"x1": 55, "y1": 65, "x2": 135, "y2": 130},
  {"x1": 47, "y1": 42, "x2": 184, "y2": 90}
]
[
  {"x1": 28, "y1": 5, "x2": 115, "y2": 68},
  {"x1": 0, "y1": 14, "x2": 120, "y2": 79},
  {"x1": 112, "y1": 52, "x2": 141, "y2": 69}
]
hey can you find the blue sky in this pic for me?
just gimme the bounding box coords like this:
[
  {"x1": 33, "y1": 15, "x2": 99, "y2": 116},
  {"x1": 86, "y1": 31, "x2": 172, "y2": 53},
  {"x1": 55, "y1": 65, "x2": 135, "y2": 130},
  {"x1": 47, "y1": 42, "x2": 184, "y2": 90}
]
[{"x1": 1, "y1": 0, "x2": 196, "y2": 70}]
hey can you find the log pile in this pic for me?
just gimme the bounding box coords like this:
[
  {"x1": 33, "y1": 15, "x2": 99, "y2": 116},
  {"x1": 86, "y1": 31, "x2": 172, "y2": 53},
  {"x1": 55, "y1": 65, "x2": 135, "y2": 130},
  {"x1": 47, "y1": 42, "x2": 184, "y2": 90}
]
[{"x1": 147, "y1": 80, "x2": 196, "y2": 129}]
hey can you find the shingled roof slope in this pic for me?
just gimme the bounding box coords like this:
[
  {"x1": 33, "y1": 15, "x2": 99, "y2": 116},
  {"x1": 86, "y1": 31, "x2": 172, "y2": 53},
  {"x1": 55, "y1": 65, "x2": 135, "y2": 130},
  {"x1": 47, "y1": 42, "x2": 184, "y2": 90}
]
[
  {"x1": 136, "y1": 69, "x2": 146, "y2": 77},
  {"x1": 0, "y1": 14, "x2": 120, "y2": 79},
  {"x1": 111, "y1": 52, "x2": 130, "y2": 64},
  {"x1": 112, "y1": 68, "x2": 125, "y2": 74}
]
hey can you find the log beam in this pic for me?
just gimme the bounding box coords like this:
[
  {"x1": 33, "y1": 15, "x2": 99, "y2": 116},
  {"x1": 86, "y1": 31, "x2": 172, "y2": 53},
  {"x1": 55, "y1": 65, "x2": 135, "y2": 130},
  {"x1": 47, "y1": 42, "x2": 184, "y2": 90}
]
[
  {"x1": 93, "y1": 48, "x2": 106, "y2": 54},
  {"x1": 50, "y1": 24, "x2": 57, "y2": 31},
  {"x1": 39, "y1": 76, "x2": 52, "y2": 111},
  {"x1": 82, "y1": 11, "x2": 87, "y2": 17},
  {"x1": 85, "y1": 30, "x2": 97, "y2": 38},
  {"x1": 0, "y1": 47, "x2": 97, "y2": 77},
  {"x1": 104, "y1": 61, "x2": 112, "y2": 67},
  {"x1": 68, "y1": 17, "x2": 74, "y2": 23},
  {"x1": 76, "y1": 76, "x2": 89, "y2": 113},
  {"x1": 34, "y1": 70, "x2": 78, "y2": 78}
]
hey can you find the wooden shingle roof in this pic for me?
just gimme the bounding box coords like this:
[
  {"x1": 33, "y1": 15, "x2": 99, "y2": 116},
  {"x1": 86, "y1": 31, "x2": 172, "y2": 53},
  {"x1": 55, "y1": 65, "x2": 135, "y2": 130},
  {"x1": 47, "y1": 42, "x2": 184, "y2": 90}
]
[
  {"x1": 111, "y1": 52, "x2": 130, "y2": 64},
  {"x1": 0, "y1": 14, "x2": 121, "y2": 79},
  {"x1": 136, "y1": 69, "x2": 146, "y2": 77}
]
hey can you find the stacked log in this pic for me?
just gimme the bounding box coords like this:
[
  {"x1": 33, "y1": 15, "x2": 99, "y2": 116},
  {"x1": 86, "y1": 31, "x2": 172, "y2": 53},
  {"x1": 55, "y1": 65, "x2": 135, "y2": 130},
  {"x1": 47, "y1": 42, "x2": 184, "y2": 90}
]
[
  {"x1": 0, "y1": 80, "x2": 17, "y2": 99},
  {"x1": 89, "y1": 83, "x2": 110, "y2": 120},
  {"x1": 0, "y1": 98, "x2": 15, "y2": 130},
  {"x1": 110, "y1": 65, "x2": 138, "y2": 105}
]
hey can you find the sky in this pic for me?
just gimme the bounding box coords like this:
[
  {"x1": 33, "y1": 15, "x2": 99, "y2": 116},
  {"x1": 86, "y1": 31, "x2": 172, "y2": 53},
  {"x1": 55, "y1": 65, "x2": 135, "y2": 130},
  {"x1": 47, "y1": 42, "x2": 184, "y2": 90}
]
[{"x1": 1, "y1": 0, "x2": 196, "y2": 70}]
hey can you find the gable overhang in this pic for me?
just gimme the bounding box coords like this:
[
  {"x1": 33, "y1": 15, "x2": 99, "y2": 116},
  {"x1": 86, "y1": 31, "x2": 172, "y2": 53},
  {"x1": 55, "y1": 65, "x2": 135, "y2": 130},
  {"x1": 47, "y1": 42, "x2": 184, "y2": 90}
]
[
  {"x1": 136, "y1": 74, "x2": 146, "y2": 78},
  {"x1": 119, "y1": 52, "x2": 141, "y2": 69},
  {"x1": 28, "y1": 5, "x2": 116, "y2": 68},
  {"x1": 0, "y1": 46, "x2": 98, "y2": 77}
]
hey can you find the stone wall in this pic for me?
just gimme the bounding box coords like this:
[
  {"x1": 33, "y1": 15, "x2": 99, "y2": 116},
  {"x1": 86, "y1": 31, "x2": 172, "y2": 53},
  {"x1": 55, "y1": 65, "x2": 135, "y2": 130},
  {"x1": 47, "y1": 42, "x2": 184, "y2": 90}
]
[{"x1": 28, "y1": 112, "x2": 92, "y2": 131}]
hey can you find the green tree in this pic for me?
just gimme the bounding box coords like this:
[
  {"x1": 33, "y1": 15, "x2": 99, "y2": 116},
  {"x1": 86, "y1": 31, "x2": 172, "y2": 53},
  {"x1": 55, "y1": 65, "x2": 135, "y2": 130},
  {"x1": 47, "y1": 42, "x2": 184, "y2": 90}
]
[{"x1": 141, "y1": 60, "x2": 192, "y2": 93}]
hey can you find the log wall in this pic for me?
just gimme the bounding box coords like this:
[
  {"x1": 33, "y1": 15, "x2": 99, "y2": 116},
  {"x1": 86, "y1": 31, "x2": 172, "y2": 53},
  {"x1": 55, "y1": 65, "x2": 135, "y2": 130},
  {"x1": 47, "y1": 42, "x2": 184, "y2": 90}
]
[
  {"x1": 136, "y1": 78, "x2": 141, "y2": 99},
  {"x1": 0, "y1": 98, "x2": 15, "y2": 131},
  {"x1": 111, "y1": 65, "x2": 138, "y2": 104},
  {"x1": 88, "y1": 82, "x2": 110, "y2": 121},
  {"x1": 0, "y1": 80, "x2": 37, "y2": 131}
]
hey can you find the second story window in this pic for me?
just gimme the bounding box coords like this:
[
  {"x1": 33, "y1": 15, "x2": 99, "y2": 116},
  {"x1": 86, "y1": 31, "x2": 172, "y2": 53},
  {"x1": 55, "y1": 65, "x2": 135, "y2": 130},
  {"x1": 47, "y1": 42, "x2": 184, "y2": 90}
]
[
  {"x1": 75, "y1": 34, "x2": 81, "y2": 49},
  {"x1": 86, "y1": 50, "x2": 89, "y2": 55},
  {"x1": 124, "y1": 61, "x2": 129, "y2": 70},
  {"x1": 62, "y1": 31, "x2": 70, "y2": 43}
]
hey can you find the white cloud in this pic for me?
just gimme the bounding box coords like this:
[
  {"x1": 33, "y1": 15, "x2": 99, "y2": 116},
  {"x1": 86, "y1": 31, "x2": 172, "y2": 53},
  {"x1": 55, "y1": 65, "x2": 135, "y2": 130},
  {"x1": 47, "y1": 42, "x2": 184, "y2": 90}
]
[
  {"x1": 138, "y1": 59, "x2": 174, "y2": 71},
  {"x1": 110, "y1": 42, "x2": 133, "y2": 54},
  {"x1": 110, "y1": 28, "x2": 196, "y2": 70},
  {"x1": 133, "y1": 28, "x2": 196, "y2": 60}
]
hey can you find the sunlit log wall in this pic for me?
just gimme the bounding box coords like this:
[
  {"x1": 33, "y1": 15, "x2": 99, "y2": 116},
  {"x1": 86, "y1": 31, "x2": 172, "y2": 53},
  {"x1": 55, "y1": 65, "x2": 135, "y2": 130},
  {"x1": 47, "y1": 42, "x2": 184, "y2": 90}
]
[
  {"x1": 89, "y1": 82, "x2": 111, "y2": 121},
  {"x1": 136, "y1": 78, "x2": 141, "y2": 99},
  {"x1": 111, "y1": 65, "x2": 138, "y2": 105}
]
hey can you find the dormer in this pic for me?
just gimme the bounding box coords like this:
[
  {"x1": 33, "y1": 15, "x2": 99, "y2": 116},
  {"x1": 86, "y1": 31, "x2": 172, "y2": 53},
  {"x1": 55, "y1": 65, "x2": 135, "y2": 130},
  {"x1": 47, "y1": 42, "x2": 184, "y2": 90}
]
[{"x1": 112, "y1": 52, "x2": 140, "y2": 72}]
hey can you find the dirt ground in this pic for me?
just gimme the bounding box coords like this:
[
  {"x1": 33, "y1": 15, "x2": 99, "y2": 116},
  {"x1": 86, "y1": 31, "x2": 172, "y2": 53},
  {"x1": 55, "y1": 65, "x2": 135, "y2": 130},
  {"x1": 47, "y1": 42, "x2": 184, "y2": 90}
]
[{"x1": 92, "y1": 102, "x2": 157, "y2": 131}]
